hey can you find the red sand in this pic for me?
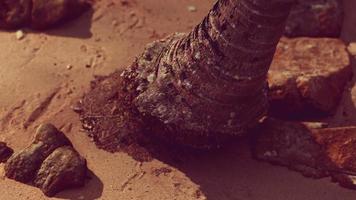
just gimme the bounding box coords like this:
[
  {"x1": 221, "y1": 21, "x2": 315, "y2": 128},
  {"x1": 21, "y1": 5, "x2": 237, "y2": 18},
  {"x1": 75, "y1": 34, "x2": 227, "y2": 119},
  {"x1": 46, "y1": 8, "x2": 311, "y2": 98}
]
[{"x1": 1, "y1": 0, "x2": 356, "y2": 199}]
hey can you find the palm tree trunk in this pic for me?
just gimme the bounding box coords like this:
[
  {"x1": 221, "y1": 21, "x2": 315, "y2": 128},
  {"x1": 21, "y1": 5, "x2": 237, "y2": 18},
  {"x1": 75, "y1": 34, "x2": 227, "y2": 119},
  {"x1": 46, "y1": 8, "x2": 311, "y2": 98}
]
[{"x1": 81, "y1": 0, "x2": 295, "y2": 149}]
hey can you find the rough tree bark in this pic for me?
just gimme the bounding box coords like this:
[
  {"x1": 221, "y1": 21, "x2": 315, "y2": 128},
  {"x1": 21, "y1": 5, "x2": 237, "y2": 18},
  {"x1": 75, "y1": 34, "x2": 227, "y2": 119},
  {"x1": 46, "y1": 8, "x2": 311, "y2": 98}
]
[{"x1": 80, "y1": 0, "x2": 296, "y2": 150}]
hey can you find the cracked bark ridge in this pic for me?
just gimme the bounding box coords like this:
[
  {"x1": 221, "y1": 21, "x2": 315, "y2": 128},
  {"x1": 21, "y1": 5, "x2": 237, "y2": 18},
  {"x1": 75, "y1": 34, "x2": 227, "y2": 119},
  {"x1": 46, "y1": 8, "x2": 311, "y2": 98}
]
[
  {"x1": 79, "y1": 0, "x2": 295, "y2": 149},
  {"x1": 268, "y1": 37, "x2": 351, "y2": 119},
  {"x1": 5, "y1": 124, "x2": 72, "y2": 183},
  {"x1": 0, "y1": 142, "x2": 13, "y2": 163},
  {"x1": 285, "y1": 0, "x2": 343, "y2": 37},
  {"x1": 121, "y1": 0, "x2": 294, "y2": 147},
  {"x1": 34, "y1": 146, "x2": 87, "y2": 197},
  {"x1": 252, "y1": 118, "x2": 356, "y2": 189},
  {"x1": 0, "y1": 0, "x2": 90, "y2": 30}
]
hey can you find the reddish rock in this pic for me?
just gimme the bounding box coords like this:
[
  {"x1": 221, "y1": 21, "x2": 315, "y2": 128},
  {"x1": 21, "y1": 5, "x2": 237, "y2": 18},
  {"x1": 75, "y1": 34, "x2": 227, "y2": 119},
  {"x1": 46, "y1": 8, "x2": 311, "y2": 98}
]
[
  {"x1": 269, "y1": 37, "x2": 352, "y2": 119},
  {"x1": 252, "y1": 118, "x2": 356, "y2": 189},
  {"x1": 34, "y1": 146, "x2": 87, "y2": 197},
  {"x1": 285, "y1": 0, "x2": 343, "y2": 37},
  {"x1": 0, "y1": 0, "x2": 32, "y2": 29},
  {"x1": 252, "y1": 118, "x2": 330, "y2": 178},
  {"x1": 0, "y1": 142, "x2": 13, "y2": 163}
]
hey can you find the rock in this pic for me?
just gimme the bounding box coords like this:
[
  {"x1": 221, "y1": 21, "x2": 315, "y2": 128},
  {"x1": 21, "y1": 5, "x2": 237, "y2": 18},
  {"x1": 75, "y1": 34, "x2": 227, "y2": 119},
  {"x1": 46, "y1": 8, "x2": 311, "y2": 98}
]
[
  {"x1": 34, "y1": 146, "x2": 87, "y2": 197},
  {"x1": 252, "y1": 118, "x2": 330, "y2": 178},
  {"x1": 0, "y1": 142, "x2": 13, "y2": 163},
  {"x1": 187, "y1": 5, "x2": 197, "y2": 12},
  {"x1": 252, "y1": 118, "x2": 356, "y2": 189},
  {"x1": 313, "y1": 127, "x2": 356, "y2": 189},
  {"x1": 31, "y1": 0, "x2": 90, "y2": 29},
  {"x1": 269, "y1": 37, "x2": 351, "y2": 119},
  {"x1": 285, "y1": 0, "x2": 343, "y2": 37},
  {"x1": 4, "y1": 124, "x2": 72, "y2": 183},
  {"x1": 0, "y1": 0, "x2": 32, "y2": 29},
  {"x1": 15, "y1": 30, "x2": 25, "y2": 40},
  {"x1": 348, "y1": 43, "x2": 356, "y2": 57},
  {"x1": 33, "y1": 123, "x2": 72, "y2": 155},
  {"x1": 4, "y1": 143, "x2": 48, "y2": 182}
]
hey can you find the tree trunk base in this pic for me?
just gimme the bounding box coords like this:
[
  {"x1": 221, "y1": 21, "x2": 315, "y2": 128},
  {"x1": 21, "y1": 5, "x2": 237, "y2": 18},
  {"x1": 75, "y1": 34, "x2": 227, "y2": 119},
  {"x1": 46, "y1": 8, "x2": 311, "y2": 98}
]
[{"x1": 77, "y1": 35, "x2": 237, "y2": 160}]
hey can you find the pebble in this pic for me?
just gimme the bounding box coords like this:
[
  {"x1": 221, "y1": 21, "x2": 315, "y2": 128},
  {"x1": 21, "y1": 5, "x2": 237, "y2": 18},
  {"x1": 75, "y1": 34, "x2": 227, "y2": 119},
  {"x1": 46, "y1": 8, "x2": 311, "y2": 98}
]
[
  {"x1": 347, "y1": 43, "x2": 356, "y2": 56},
  {"x1": 187, "y1": 5, "x2": 197, "y2": 12},
  {"x1": 15, "y1": 30, "x2": 25, "y2": 40},
  {"x1": 66, "y1": 64, "x2": 73, "y2": 70}
]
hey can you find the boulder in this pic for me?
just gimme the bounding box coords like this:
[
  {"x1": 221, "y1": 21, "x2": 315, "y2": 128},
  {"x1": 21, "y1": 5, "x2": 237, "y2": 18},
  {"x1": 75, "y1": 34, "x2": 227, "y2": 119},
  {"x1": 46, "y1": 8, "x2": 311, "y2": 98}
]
[
  {"x1": 269, "y1": 37, "x2": 352, "y2": 119},
  {"x1": 34, "y1": 146, "x2": 87, "y2": 197},
  {"x1": 285, "y1": 0, "x2": 343, "y2": 37}
]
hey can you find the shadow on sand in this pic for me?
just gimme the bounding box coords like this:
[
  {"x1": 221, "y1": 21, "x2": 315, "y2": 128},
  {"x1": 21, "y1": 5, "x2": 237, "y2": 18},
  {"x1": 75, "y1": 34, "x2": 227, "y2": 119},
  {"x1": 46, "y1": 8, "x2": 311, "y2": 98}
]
[
  {"x1": 55, "y1": 169, "x2": 103, "y2": 200},
  {"x1": 40, "y1": 8, "x2": 94, "y2": 39},
  {"x1": 140, "y1": 136, "x2": 356, "y2": 200}
]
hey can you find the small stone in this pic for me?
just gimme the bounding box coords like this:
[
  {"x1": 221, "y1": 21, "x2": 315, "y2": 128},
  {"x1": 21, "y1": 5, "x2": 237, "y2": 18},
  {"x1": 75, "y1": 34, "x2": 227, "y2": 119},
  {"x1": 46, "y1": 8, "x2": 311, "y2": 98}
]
[
  {"x1": 112, "y1": 19, "x2": 118, "y2": 27},
  {"x1": 0, "y1": 142, "x2": 13, "y2": 163},
  {"x1": 66, "y1": 64, "x2": 73, "y2": 70},
  {"x1": 187, "y1": 5, "x2": 197, "y2": 12},
  {"x1": 285, "y1": 0, "x2": 343, "y2": 37},
  {"x1": 347, "y1": 43, "x2": 356, "y2": 56},
  {"x1": 15, "y1": 30, "x2": 25, "y2": 40},
  {"x1": 269, "y1": 37, "x2": 351, "y2": 119},
  {"x1": 34, "y1": 146, "x2": 87, "y2": 197}
]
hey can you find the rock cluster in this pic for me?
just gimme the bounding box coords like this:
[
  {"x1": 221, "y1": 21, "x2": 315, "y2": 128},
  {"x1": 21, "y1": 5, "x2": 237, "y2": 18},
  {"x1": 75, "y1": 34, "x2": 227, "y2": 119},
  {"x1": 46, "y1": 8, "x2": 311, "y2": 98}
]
[
  {"x1": 285, "y1": 0, "x2": 343, "y2": 37},
  {"x1": 0, "y1": 142, "x2": 13, "y2": 163},
  {"x1": 253, "y1": 8, "x2": 356, "y2": 189},
  {"x1": 0, "y1": 0, "x2": 90, "y2": 30},
  {"x1": 4, "y1": 124, "x2": 87, "y2": 197}
]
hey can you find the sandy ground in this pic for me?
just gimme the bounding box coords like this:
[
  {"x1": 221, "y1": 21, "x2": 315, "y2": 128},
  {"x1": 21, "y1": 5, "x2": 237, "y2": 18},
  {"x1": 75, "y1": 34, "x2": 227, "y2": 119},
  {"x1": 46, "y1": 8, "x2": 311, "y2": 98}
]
[{"x1": 1, "y1": 0, "x2": 356, "y2": 199}]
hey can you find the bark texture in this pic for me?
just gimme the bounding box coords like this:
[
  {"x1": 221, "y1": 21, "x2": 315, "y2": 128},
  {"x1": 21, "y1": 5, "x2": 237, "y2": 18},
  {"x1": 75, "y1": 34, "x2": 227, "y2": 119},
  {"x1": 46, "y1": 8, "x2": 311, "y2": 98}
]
[
  {"x1": 126, "y1": 0, "x2": 294, "y2": 146},
  {"x1": 80, "y1": 0, "x2": 295, "y2": 149}
]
